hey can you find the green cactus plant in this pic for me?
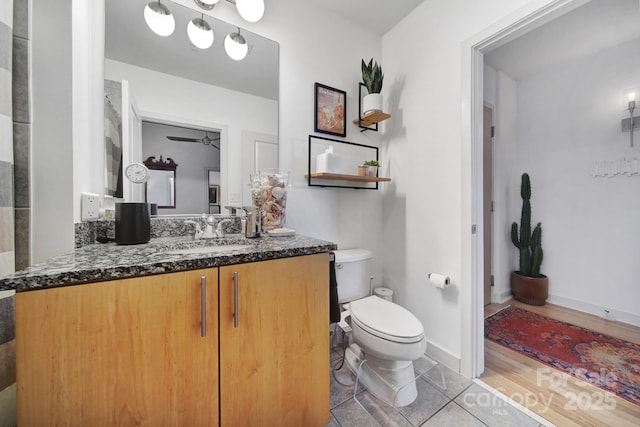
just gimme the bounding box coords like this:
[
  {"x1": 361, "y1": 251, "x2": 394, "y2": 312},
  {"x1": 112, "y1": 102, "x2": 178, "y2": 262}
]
[{"x1": 511, "y1": 173, "x2": 544, "y2": 277}]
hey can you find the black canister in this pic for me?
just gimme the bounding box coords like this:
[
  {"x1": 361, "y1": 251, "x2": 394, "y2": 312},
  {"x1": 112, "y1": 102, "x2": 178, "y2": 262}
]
[{"x1": 115, "y1": 202, "x2": 151, "y2": 245}]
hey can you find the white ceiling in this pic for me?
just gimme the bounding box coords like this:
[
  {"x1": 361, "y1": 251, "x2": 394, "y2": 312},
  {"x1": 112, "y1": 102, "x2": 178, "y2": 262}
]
[
  {"x1": 484, "y1": 0, "x2": 640, "y2": 80},
  {"x1": 307, "y1": 0, "x2": 425, "y2": 36}
]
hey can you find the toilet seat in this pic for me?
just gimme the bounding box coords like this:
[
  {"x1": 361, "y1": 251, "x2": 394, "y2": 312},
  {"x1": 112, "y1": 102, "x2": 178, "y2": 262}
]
[{"x1": 349, "y1": 296, "x2": 424, "y2": 344}]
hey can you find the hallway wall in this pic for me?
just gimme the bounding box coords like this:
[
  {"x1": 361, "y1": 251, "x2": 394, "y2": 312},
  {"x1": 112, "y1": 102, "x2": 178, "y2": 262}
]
[{"x1": 512, "y1": 37, "x2": 640, "y2": 325}]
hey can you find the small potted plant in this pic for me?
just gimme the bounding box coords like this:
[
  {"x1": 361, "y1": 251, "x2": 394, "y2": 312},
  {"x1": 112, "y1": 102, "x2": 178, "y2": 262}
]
[
  {"x1": 364, "y1": 160, "x2": 380, "y2": 177},
  {"x1": 510, "y1": 173, "x2": 548, "y2": 305},
  {"x1": 361, "y1": 58, "x2": 384, "y2": 115}
]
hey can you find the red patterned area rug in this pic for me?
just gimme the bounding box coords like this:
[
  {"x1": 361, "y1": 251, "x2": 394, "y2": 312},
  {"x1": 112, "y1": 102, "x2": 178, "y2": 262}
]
[{"x1": 485, "y1": 306, "x2": 640, "y2": 406}]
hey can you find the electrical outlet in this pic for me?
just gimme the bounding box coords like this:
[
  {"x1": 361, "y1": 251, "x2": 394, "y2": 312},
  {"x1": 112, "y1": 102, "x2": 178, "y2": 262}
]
[{"x1": 81, "y1": 192, "x2": 100, "y2": 221}]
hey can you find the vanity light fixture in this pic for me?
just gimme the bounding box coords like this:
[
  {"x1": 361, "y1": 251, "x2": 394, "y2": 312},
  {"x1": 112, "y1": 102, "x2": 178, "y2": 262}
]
[
  {"x1": 622, "y1": 90, "x2": 638, "y2": 148},
  {"x1": 144, "y1": 0, "x2": 175, "y2": 37},
  {"x1": 194, "y1": 0, "x2": 265, "y2": 23},
  {"x1": 194, "y1": 0, "x2": 220, "y2": 11},
  {"x1": 224, "y1": 27, "x2": 248, "y2": 60},
  {"x1": 187, "y1": 14, "x2": 214, "y2": 49},
  {"x1": 235, "y1": 0, "x2": 265, "y2": 23}
]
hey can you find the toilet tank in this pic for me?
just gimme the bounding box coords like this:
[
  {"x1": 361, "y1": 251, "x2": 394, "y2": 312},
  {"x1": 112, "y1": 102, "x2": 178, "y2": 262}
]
[{"x1": 334, "y1": 249, "x2": 372, "y2": 303}]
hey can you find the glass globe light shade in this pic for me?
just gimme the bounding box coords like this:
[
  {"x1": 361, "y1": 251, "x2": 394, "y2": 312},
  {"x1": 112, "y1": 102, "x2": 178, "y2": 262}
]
[
  {"x1": 236, "y1": 0, "x2": 264, "y2": 23},
  {"x1": 187, "y1": 18, "x2": 214, "y2": 49},
  {"x1": 224, "y1": 32, "x2": 248, "y2": 61},
  {"x1": 194, "y1": 0, "x2": 219, "y2": 10},
  {"x1": 144, "y1": 1, "x2": 175, "y2": 37}
]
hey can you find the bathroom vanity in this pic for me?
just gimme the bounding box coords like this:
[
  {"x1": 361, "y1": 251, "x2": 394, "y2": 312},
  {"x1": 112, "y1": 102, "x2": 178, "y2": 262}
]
[{"x1": 2, "y1": 235, "x2": 335, "y2": 426}]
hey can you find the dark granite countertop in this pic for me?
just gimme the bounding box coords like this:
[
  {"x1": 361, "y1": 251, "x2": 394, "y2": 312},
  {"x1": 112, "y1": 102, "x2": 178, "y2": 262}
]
[{"x1": 0, "y1": 234, "x2": 337, "y2": 292}]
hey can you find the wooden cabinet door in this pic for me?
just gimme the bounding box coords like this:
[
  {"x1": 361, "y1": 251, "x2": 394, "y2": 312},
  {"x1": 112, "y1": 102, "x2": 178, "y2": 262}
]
[
  {"x1": 16, "y1": 269, "x2": 219, "y2": 427},
  {"x1": 219, "y1": 254, "x2": 330, "y2": 427}
]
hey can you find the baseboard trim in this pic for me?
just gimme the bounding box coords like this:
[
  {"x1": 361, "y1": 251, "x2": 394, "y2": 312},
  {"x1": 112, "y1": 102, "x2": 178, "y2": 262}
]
[
  {"x1": 547, "y1": 294, "x2": 640, "y2": 328},
  {"x1": 493, "y1": 289, "x2": 512, "y2": 304},
  {"x1": 426, "y1": 340, "x2": 460, "y2": 373}
]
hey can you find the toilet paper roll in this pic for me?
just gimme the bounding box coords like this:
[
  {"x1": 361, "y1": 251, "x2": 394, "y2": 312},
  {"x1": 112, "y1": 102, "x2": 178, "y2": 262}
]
[
  {"x1": 373, "y1": 287, "x2": 393, "y2": 301},
  {"x1": 429, "y1": 273, "x2": 450, "y2": 289}
]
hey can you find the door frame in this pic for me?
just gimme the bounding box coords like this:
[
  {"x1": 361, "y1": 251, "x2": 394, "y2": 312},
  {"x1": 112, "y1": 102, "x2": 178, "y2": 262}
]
[{"x1": 461, "y1": 0, "x2": 590, "y2": 378}]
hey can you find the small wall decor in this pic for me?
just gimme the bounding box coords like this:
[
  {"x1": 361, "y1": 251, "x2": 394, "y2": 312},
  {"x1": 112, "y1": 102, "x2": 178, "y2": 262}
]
[
  {"x1": 208, "y1": 185, "x2": 219, "y2": 204},
  {"x1": 314, "y1": 83, "x2": 346, "y2": 137}
]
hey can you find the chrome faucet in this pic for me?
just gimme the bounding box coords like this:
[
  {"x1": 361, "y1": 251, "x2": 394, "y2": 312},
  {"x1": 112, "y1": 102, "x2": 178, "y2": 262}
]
[{"x1": 183, "y1": 220, "x2": 203, "y2": 239}]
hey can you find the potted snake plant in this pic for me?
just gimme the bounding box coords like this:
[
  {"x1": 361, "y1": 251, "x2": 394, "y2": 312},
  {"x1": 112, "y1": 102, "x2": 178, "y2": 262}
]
[
  {"x1": 510, "y1": 173, "x2": 548, "y2": 305},
  {"x1": 361, "y1": 58, "x2": 384, "y2": 115}
]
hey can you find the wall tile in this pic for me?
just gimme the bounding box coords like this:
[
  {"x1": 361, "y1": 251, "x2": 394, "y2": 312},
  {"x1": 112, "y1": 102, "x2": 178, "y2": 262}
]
[
  {"x1": 0, "y1": 23, "x2": 11, "y2": 72},
  {"x1": 0, "y1": 115, "x2": 12, "y2": 164},
  {"x1": 12, "y1": 0, "x2": 27, "y2": 40},
  {"x1": 0, "y1": 296, "x2": 14, "y2": 345},
  {"x1": 0, "y1": 207, "x2": 14, "y2": 254},
  {"x1": 0, "y1": 252, "x2": 14, "y2": 277},
  {"x1": 11, "y1": 36, "x2": 28, "y2": 124},
  {"x1": 0, "y1": 340, "x2": 15, "y2": 391},
  {"x1": 0, "y1": 0, "x2": 13, "y2": 28},
  {"x1": 0, "y1": 162, "x2": 13, "y2": 208},
  {"x1": 0, "y1": 69, "x2": 10, "y2": 118},
  {"x1": 14, "y1": 207, "x2": 30, "y2": 270},
  {"x1": 13, "y1": 123, "x2": 29, "y2": 208}
]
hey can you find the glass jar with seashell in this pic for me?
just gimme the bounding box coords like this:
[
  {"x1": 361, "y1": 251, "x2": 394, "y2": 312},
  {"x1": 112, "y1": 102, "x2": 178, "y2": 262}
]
[{"x1": 257, "y1": 169, "x2": 290, "y2": 230}]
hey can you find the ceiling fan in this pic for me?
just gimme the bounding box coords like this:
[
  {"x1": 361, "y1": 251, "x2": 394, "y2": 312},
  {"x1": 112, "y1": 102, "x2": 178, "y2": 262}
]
[{"x1": 166, "y1": 131, "x2": 220, "y2": 150}]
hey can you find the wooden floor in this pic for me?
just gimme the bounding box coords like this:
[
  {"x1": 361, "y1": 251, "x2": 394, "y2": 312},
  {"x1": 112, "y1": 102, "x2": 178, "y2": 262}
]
[{"x1": 482, "y1": 300, "x2": 640, "y2": 427}]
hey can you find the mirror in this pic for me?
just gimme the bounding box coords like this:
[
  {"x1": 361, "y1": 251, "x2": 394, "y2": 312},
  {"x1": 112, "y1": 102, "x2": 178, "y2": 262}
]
[
  {"x1": 144, "y1": 156, "x2": 177, "y2": 208},
  {"x1": 104, "y1": 0, "x2": 279, "y2": 214}
]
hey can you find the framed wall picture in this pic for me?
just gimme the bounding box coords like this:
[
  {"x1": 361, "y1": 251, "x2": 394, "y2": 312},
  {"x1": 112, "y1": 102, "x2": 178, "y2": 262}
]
[{"x1": 314, "y1": 83, "x2": 346, "y2": 137}]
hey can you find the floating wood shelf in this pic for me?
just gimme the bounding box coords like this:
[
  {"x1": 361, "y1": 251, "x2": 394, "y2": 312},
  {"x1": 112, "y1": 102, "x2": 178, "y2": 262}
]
[
  {"x1": 352, "y1": 111, "x2": 391, "y2": 127},
  {"x1": 305, "y1": 172, "x2": 391, "y2": 183}
]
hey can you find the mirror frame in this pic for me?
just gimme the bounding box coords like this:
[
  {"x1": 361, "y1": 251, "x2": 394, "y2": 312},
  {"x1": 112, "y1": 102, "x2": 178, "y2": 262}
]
[{"x1": 144, "y1": 156, "x2": 178, "y2": 209}]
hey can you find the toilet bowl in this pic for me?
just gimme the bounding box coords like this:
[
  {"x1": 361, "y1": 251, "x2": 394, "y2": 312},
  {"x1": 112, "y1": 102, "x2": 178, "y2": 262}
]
[{"x1": 334, "y1": 249, "x2": 427, "y2": 407}]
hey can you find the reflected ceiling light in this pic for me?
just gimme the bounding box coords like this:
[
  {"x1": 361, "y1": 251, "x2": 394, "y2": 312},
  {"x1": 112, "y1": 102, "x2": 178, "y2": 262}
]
[
  {"x1": 235, "y1": 0, "x2": 264, "y2": 23},
  {"x1": 224, "y1": 28, "x2": 248, "y2": 60},
  {"x1": 144, "y1": 0, "x2": 175, "y2": 37},
  {"x1": 194, "y1": 0, "x2": 220, "y2": 11},
  {"x1": 194, "y1": 0, "x2": 265, "y2": 23},
  {"x1": 623, "y1": 90, "x2": 638, "y2": 147},
  {"x1": 187, "y1": 15, "x2": 214, "y2": 49}
]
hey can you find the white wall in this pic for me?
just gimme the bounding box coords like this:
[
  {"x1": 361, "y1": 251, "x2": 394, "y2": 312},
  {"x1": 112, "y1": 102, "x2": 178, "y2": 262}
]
[
  {"x1": 511, "y1": 37, "x2": 640, "y2": 325},
  {"x1": 381, "y1": 0, "x2": 555, "y2": 374},
  {"x1": 105, "y1": 59, "x2": 277, "y2": 210}
]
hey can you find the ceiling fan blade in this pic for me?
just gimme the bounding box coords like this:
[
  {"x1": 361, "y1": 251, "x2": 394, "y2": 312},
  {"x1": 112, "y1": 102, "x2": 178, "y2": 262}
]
[{"x1": 167, "y1": 136, "x2": 201, "y2": 142}]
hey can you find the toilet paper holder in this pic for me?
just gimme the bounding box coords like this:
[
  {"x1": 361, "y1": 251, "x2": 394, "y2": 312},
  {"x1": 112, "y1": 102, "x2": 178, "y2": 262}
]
[{"x1": 428, "y1": 273, "x2": 450, "y2": 289}]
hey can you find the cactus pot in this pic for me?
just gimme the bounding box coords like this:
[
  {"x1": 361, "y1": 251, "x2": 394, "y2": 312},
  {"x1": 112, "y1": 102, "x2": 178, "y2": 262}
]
[{"x1": 511, "y1": 271, "x2": 548, "y2": 306}]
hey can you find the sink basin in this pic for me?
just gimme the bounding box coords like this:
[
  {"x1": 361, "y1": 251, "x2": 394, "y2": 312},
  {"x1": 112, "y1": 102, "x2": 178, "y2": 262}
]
[{"x1": 165, "y1": 244, "x2": 253, "y2": 256}]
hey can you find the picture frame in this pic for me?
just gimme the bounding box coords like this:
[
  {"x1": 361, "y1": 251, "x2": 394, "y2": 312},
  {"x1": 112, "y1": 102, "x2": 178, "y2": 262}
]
[
  {"x1": 314, "y1": 83, "x2": 347, "y2": 137},
  {"x1": 208, "y1": 185, "x2": 219, "y2": 205}
]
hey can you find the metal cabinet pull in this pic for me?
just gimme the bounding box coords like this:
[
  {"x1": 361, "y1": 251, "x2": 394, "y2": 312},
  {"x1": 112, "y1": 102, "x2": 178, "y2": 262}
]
[
  {"x1": 201, "y1": 276, "x2": 206, "y2": 337},
  {"x1": 233, "y1": 272, "x2": 239, "y2": 328}
]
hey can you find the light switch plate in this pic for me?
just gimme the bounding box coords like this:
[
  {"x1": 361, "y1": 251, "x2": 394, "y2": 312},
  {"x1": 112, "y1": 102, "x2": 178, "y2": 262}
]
[{"x1": 81, "y1": 192, "x2": 100, "y2": 221}]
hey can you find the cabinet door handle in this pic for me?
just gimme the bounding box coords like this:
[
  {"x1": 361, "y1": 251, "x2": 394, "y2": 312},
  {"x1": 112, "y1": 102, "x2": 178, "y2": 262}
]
[
  {"x1": 201, "y1": 276, "x2": 207, "y2": 337},
  {"x1": 233, "y1": 272, "x2": 239, "y2": 328}
]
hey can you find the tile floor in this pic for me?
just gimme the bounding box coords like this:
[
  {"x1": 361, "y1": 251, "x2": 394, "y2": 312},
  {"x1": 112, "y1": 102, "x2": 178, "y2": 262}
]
[{"x1": 327, "y1": 348, "x2": 546, "y2": 427}]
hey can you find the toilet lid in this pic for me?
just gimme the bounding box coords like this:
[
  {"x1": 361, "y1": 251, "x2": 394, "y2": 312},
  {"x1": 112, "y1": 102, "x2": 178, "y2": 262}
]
[{"x1": 349, "y1": 296, "x2": 424, "y2": 343}]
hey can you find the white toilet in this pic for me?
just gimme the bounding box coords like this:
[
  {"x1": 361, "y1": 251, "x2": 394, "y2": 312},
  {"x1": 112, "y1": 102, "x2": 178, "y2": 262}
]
[{"x1": 334, "y1": 249, "x2": 427, "y2": 407}]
